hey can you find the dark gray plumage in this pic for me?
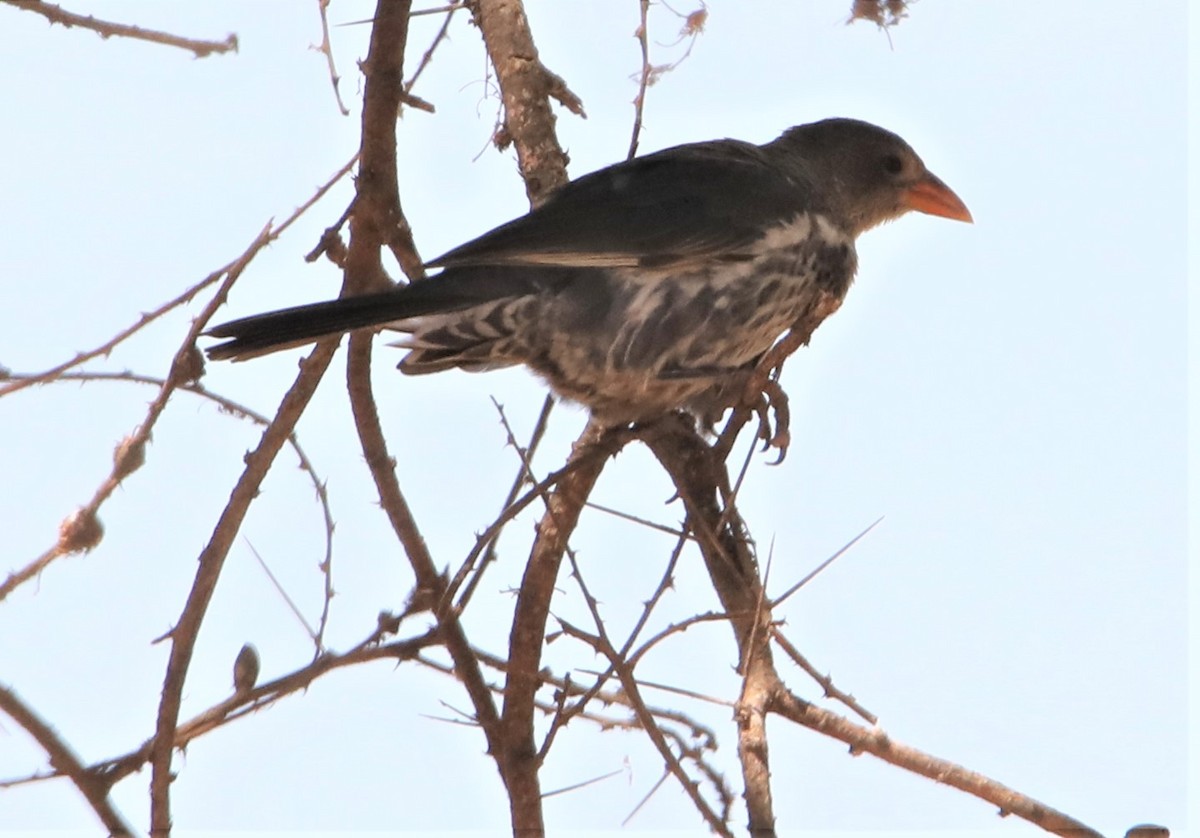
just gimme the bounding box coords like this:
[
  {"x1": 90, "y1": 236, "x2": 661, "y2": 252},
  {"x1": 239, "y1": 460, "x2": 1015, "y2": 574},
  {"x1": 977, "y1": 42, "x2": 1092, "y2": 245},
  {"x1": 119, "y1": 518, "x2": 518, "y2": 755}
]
[{"x1": 206, "y1": 118, "x2": 971, "y2": 422}]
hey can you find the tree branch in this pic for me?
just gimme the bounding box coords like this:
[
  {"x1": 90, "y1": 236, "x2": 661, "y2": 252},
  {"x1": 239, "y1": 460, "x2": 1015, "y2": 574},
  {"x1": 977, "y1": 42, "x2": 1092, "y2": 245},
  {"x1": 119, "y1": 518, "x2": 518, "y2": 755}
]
[
  {"x1": 4, "y1": 0, "x2": 238, "y2": 57},
  {"x1": 0, "y1": 684, "x2": 134, "y2": 835},
  {"x1": 145, "y1": 151, "x2": 358, "y2": 838},
  {"x1": 342, "y1": 0, "x2": 509, "y2": 801},
  {"x1": 469, "y1": 0, "x2": 581, "y2": 205},
  {"x1": 500, "y1": 420, "x2": 617, "y2": 835},
  {"x1": 639, "y1": 415, "x2": 780, "y2": 834},
  {"x1": 149, "y1": 342, "x2": 338, "y2": 837},
  {"x1": 768, "y1": 686, "x2": 1107, "y2": 838}
]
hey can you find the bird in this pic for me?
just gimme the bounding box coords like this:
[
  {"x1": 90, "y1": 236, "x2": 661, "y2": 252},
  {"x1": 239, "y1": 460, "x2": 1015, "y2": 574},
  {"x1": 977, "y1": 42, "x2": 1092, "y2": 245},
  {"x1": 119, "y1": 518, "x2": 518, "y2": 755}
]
[
  {"x1": 206, "y1": 118, "x2": 971, "y2": 424},
  {"x1": 232, "y1": 642, "x2": 260, "y2": 694}
]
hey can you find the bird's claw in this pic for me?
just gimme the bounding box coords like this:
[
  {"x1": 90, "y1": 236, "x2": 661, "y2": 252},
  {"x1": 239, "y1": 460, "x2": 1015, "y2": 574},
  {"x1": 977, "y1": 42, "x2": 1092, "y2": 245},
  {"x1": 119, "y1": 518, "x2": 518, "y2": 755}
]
[{"x1": 748, "y1": 379, "x2": 791, "y2": 464}]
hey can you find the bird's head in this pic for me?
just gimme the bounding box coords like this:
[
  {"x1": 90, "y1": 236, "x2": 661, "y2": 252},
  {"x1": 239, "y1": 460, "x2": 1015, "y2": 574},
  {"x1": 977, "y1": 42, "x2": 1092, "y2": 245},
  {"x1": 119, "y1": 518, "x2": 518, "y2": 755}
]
[{"x1": 772, "y1": 118, "x2": 973, "y2": 236}]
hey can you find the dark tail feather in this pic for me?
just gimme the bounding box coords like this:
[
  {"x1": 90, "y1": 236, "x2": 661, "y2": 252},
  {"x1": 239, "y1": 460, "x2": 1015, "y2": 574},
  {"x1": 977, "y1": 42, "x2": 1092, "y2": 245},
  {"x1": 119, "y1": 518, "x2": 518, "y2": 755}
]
[
  {"x1": 206, "y1": 266, "x2": 575, "y2": 361},
  {"x1": 205, "y1": 290, "x2": 432, "y2": 361}
]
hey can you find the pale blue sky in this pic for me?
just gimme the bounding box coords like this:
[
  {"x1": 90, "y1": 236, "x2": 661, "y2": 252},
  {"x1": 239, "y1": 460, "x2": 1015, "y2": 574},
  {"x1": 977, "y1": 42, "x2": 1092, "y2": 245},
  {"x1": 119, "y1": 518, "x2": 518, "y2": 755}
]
[{"x1": 1, "y1": 2, "x2": 1191, "y2": 835}]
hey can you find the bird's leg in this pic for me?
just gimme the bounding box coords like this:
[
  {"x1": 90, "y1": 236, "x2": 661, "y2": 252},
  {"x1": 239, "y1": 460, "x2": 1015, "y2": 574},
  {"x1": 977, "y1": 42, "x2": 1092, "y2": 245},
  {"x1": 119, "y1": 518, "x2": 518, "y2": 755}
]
[
  {"x1": 736, "y1": 352, "x2": 796, "y2": 462},
  {"x1": 749, "y1": 390, "x2": 773, "y2": 444},
  {"x1": 734, "y1": 292, "x2": 842, "y2": 461},
  {"x1": 742, "y1": 375, "x2": 791, "y2": 463},
  {"x1": 760, "y1": 379, "x2": 791, "y2": 463}
]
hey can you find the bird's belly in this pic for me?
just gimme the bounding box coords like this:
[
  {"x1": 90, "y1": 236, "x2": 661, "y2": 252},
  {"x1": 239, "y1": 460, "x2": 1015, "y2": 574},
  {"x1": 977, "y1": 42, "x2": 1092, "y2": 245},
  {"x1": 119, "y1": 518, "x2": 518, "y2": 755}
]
[{"x1": 531, "y1": 238, "x2": 855, "y2": 422}]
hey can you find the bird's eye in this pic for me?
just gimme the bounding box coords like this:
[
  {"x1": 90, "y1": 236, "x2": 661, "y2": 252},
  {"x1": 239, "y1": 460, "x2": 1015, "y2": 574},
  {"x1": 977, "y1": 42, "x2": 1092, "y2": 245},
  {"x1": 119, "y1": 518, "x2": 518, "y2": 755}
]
[{"x1": 882, "y1": 154, "x2": 904, "y2": 175}]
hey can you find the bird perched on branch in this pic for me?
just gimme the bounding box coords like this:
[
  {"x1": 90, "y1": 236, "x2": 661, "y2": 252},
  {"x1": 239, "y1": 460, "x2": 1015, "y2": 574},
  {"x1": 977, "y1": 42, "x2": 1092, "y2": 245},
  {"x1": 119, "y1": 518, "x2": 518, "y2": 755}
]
[{"x1": 207, "y1": 118, "x2": 970, "y2": 425}]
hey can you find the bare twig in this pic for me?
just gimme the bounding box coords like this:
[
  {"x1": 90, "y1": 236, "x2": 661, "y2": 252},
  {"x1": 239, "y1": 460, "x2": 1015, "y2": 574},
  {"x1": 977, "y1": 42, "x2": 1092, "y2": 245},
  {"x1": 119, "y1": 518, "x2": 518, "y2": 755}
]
[
  {"x1": 627, "y1": 0, "x2": 652, "y2": 159},
  {"x1": 626, "y1": 0, "x2": 707, "y2": 158},
  {"x1": 575, "y1": 668, "x2": 734, "y2": 710},
  {"x1": 1, "y1": 222, "x2": 272, "y2": 605},
  {"x1": 542, "y1": 547, "x2": 611, "y2": 758},
  {"x1": 150, "y1": 340, "x2": 340, "y2": 836},
  {"x1": 768, "y1": 686, "x2": 1106, "y2": 838},
  {"x1": 0, "y1": 271, "x2": 223, "y2": 401},
  {"x1": 0, "y1": 151, "x2": 360, "y2": 603},
  {"x1": 93, "y1": 629, "x2": 440, "y2": 789},
  {"x1": 541, "y1": 529, "x2": 691, "y2": 758},
  {"x1": 146, "y1": 151, "x2": 358, "y2": 836},
  {"x1": 449, "y1": 444, "x2": 612, "y2": 609},
  {"x1": 314, "y1": 0, "x2": 351, "y2": 115},
  {"x1": 0, "y1": 684, "x2": 134, "y2": 835},
  {"x1": 503, "y1": 417, "x2": 734, "y2": 829},
  {"x1": 769, "y1": 627, "x2": 877, "y2": 725},
  {"x1": 625, "y1": 610, "x2": 742, "y2": 669},
  {"x1": 556, "y1": 618, "x2": 734, "y2": 836},
  {"x1": 404, "y1": 0, "x2": 460, "y2": 92},
  {"x1": 418, "y1": 646, "x2": 722, "y2": 762},
  {"x1": 446, "y1": 396, "x2": 553, "y2": 611},
  {"x1": 340, "y1": 7, "x2": 510, "y2": 828},
  {"x1": 500, "y1": 421, "x2": 616, "y2": 833},
  {"x1": 0, "y1": 152, "x2": 357, "y2": 402},
  {"x1": 4, "y1": 0, "x2": 238, "y2": 57},
  {"x1": 0, "y1": 370, "x2": 339, "y2": 636}
]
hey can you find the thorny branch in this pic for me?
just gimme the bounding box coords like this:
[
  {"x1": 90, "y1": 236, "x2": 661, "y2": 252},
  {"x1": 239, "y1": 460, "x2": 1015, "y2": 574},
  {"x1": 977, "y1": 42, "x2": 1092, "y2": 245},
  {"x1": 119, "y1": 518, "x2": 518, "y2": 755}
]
[
  {"x1": 144, "y1": 153, "x2": 356, "y2": 838},
  {"x1": 0, "y1": 152, "x2": 356, "y2": 607},
  {"x1": 0, "y1": 685, "x2": 134, "y2": 835},
  {"x1": 4, "y1": 0, "x2": 238, "y2": 57},
  {"x1": 499, "y1": 421, "x2": 616, "y2": 834},
  {"x1": 628, "y1": 0, "x2": 651, "y2": 159},
  {"x1": 93, "y1": 628, "x2": 440, "y2": 790},
  {"x1": 314, "y1": 0, "x2": 351, "y2": 115},
  {"x1": 768, "y1": 687, "x2": 1106, "y2": 838},
  {"x1": 639, "y1": 415, "x2": 779, "y2": 835},
  {"x1": 627, "y1": 1, "x2": 707, "y2": 159},
  {"x1": 341, "y1": 0, "x2": 509, "y2": 789},
  {"x1": 0, "y1": 369, "x2": 339, "y2": 652},
  {"x1": 0, "y1": 151, "x2": 357, "y2": 402},
  {"x1": 149, "y1": 346, "x2": 339, "y2": 836},
  {"x1": 556, "y1": 618, "x2": 735, "y2": 836},
  {"x1": 468, "y1": 0, "x2": 582, "y2": 205},
  {"x1": 0, "y1": 222, "x2": 273, "y2": 605},
  {"x1": 405, "y1": 0, "x2": 461, "y2": 93}
]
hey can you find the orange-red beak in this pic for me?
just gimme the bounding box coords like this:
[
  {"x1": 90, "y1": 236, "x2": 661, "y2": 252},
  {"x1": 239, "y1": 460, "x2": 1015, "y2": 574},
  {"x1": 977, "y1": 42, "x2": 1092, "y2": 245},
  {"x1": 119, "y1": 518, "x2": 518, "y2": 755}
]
[{"x1": 904, "y1": 173, "x2": 973, "y2": 223}]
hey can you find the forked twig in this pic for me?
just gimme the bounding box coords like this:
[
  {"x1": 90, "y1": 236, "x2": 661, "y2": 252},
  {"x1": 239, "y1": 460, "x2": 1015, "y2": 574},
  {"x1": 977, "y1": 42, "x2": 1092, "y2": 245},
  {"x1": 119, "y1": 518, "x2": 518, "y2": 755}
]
[{"x1": 314, "y1": 0, "x2": 351, "y2": 115}]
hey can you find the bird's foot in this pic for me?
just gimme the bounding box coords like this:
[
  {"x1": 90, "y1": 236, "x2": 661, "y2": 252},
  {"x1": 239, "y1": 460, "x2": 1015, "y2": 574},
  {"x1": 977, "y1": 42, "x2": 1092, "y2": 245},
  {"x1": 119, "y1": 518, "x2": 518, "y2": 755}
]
[{"x1": 750, "y1": 379, "x2": 791, "y2": 464}]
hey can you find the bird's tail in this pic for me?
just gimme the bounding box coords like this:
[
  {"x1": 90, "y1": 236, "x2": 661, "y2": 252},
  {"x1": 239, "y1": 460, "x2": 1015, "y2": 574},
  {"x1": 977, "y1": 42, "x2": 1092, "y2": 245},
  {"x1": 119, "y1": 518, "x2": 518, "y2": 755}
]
[
  {"x1": 205, "y1": 266, "x2": 571, "y2": 362},
  {"x1": 205, "y1": 290, "x2": 434, "y2": 361}
]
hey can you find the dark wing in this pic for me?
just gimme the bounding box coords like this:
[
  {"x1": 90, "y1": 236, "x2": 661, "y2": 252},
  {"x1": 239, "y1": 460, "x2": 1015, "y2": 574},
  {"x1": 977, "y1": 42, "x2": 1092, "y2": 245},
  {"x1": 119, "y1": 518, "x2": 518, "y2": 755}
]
[{"x1": 427, "y1": 139, "x2": 813, "y2": 270}]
